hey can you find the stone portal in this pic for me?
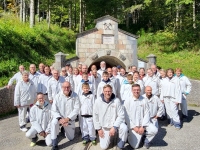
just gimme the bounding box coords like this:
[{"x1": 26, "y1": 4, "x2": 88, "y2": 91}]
[{"x1": 70, "y1": 15, "x2": 139, "y2": 70}]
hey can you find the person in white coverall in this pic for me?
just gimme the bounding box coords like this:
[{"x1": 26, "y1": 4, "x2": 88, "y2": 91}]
[
  {"x1": 97, "y1": 61, "x2": 106, "y2": 77},
  {"x1": 93, "y1": 84, "x2": 128, "y2": 150},
  {"x1": 14, "y1": 71, "x2": 36, "y2": 132},
  {"x1": 37, "y1": 65, "x2": 52, "y2": 102},
  {"x1": 97, "y1": 71, "x2": 116, "y2": 98},
  {"x1": 26, "y1": 93, "x2": 52, "y2": 147},
  {"x1": 47, "y1": 69, "x2": 65, "y2": 104},
  {"x1": 79, "y1": 82, "x2": 96, "y2": 145},
  {"x1": 7, "y1": 65, "x2": 25, "y2": 89},
  {"x1": 51, "y1": 81, "x2": 80, "y2": 150},
  {"x1": 120, "y1": 74, "x2": 134, "y2": 103},
  {"x1": 160, "y1": 68, "x2": 182, "y2": 130},
  {"x1": 107, "y1": 67, "x2": 121, "y2": 100},
  {"x1": 133, "y1": 71, "x2": 144, "y2": 95},
  {"x1": 175, "y1": 68, "x2": 192, "y2": 121},
  {"x1": 143, "y1": 86, "x2": 164, "y2": 128},
  {"x1": 143, "y1": 68, "x2": 160, "y2": 96},
  {"x1": 124, "y1": 84, "x2": 158, "y2": 149}
]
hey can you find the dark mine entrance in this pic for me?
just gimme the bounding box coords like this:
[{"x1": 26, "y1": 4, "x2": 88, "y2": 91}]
[{"x1": 88, "y1": 56, "x2": 126, "y2": 71}]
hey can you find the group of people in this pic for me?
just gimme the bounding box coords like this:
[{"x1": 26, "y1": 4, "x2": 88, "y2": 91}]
[{"x1": 7, "y1": 61, "x2": 192, "y2": 150}]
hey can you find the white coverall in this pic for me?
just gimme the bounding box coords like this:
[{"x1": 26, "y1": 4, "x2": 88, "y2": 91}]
[
  {"x1": 7, "y1": 72, "x2": 23, "y2": 86},
  {"x1": 177, "y1": 74, "x2": 192, "y2": 116},
  {"x1": 29, "y1": 72, "x2": 40, "y2": 91},
  {"x1": 47, "y1": 76, "x2": 65, "y2": 101},
  {"x1": 120, "y1": 80, "x2": 133, "y2": 103},
  {"x1": 65, "y1": 74, "x2": 75, "y2": 91},
  {"x1": 143, "y1": 94, "x2": 164, "y2": 128},
  {"x1": 76, "y1": 80, "x2": 94, "y2": 98},
  {"x1": 110, "y1": 76, "x2": 121, "y2": 100},
  {"x1": 51, "y1": 91, "x2": 80, "y2": 145},
  {"x1": 79, "y1": 92, "x2": 96, "y2": 141},
  {"x1": 14, "y1": 80, "x2": 36, "y2": 127},
  {"x1": 90, "y1": 74, "x2": 101, "y2": 98},
  {"x1": 97, "y1": 80, "x2": 116, "y2": 98},
  {"x1": 26, "y1": 101, "x2": 52, "y2": 146},
  {"x1": 93, "y1": 94, "x2": 128, "y2": 149},
  {"x1": 160, "y1": 76, "x2": 182, "y2": 126},
  {"x1": 134, "y1": 79, "x2": 145, "y2": 95},
  {"x1": 124, "y1": 95, "x2": 158, "y2": 149},
  {"x1": 37, "y1": 74, "x2": 52, "y2": 101},
  {"x1": 143, "y1": 75, "x2": 160, "y2": 96}
]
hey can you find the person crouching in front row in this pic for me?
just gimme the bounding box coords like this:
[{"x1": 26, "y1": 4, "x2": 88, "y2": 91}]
[
  {"x1": 26, "y1": 93, "x2": 52, "y2": 147},
  {"x1": 51, "y1": 81, "x2": 80, "y2": 150},
  {"x1": 124, "y1": 84, "x2": 158, "y2": 149},
  {"x1": 79, "y1": 82, "x2": 96, "y2": 145},
  {"x1": 93, "y1": 84, "x2": 128, "y2": 150}
]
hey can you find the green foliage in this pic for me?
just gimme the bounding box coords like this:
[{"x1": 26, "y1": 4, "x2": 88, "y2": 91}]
[
  {"x1": 0, "y1": 14, "x2": 76, "y2": 87},
  {"x1": 138, "y1": 30, "x2": 200, "y2": 80}
]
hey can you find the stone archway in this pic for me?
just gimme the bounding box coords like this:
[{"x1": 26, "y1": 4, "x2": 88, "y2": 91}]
[{"x1": 88, "y1": 56, "x2": 126, "y2": 70}]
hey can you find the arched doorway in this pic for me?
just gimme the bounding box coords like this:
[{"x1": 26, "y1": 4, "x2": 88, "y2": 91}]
[{"x1": 88, "y1": 56, "x2": 126, "y2": 71}]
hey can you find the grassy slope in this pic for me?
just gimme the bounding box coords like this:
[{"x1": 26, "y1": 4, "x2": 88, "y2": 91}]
[
  {"x1": 137, "y1": 31, "x2": 200, "y2": 80},
  {"x1": 0, "y1": 15, "x2": 76, "y2": 86}
]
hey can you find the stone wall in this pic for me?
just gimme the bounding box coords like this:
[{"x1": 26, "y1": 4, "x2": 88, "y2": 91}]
[
  {"x1": 0, "y1": 86, "x2": 16, "y2": 114},
  {"x1": 187, "y1": 79, "x2": 200, "y2": 106}
]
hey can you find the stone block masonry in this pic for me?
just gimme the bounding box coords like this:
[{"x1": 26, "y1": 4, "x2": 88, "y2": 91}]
[{"x1": 0, "y1": 86, "x2": 16, "y2": 115}]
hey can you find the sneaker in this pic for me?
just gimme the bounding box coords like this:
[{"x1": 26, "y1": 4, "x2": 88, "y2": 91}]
[
  {"x1": 91, "y1": 140, "x2": 97, "y2": 145},
  {"x1": 143, "y1": 142, "x2": 150, "y2": 149},
  {"x1": 82, "y1": 140, "x2": 87, "y2": 145},
  {"x1": 51, "y1": 146, "x2": 59, "y2": 150},
  {"x1": 175, "y1": 125, "x2": 181, "y2": 130},
  {"x1": 20, "y1": 125, "x2": 28, "y2": 132},
  {"x1": 30, "y1": 142, "x2": 36, "y2": 147}
]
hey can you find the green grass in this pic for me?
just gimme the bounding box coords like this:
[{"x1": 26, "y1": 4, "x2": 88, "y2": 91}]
[
  {"x1": 138, "y1": 30, "x2": 200, "y2": 80},
  {"x1": 0, "y1": 14, "x2": 76, "y2": 87}
]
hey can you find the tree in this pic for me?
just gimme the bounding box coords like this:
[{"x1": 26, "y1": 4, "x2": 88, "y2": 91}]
[{"x1": 30, "y1": 0, "x2": 35, "y2": 28}]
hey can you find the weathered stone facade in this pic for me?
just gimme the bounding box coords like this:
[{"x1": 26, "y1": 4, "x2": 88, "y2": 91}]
[
  {"x1": 70, "y1": 15, "x2": 138, "y2": 70},
  {"x1": 0, "y1": 86, "x2": 16, "y2": 114}
]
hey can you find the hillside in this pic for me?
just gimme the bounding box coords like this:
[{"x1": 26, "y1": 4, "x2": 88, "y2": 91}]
[
  {"x1": 0, "y1": 15, "x2": 76, "y2": 86},
  {"x1": 138, "y1": 30, "x2": 200, "y2": 80}
]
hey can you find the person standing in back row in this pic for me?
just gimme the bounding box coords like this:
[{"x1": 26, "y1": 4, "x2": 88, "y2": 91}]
[
  {"x1": 175, "y1": 68, "x2": 192, "y2": 121},
  {"x1": 97, "y1": 61, "x2": 106, "y2": 77},
  {"x1": 160, "y1": 68, "x2": 182, "y2": 130},
  {"x1": 14, "y1": 71, "x2": 36, "y2": 132},
  {"x1": 7, "y1": 65, "x2": 25, "y2": 89}
]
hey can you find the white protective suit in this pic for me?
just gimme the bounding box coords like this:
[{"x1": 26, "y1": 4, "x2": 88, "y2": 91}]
[
  {"x1": 47, "y1": 76, "x2": 65, "y2": 101},
  {"x1": 14, "y1": 80, "x2": 36, "y2": 127},
  {"x1": 93, "y1": 94, "x2": 128, "y2": 149},
  {"x1": 97, "y1": 79, "x2": 116, "y2": 98},
  {"x1": 143, "y1": 75, "x2": 160, "y2": 96},
  {"x1": 110, "y1": 76, "x2": 121, "y2": 100},
  {"x1": 29, "y1": 72, "x2": 40, "y2": 91},
  {"x1": 7, "y1": 72, "x2": 23, "y2": 86},
  {"x1": 176, "y1": 74, "x2": 192, "y2": 116},
  {"x1": 143, "y1": 94, "x2": 164, "y2": 128},
  {"x1": 160, "y1": 76, "x2": 182, "y2": 127},
  {"x1": 120, "y1": 80, "x2": 133, "y2": 103},
  {"x1": 124, "y1": 95, "x2": 158, "y2": 149},
  {"x1": 26, "y1": 101, "x2": 52, "y2": 146},
  {"x1": 51, "y1": 91, "x2": 80, "y2": 142},
  {"x1": 79, "y1": 92, "x2": 96, "y2": 141},
  {"x1": 65, "y1": 74, "x2": 74, "y2": 91}
]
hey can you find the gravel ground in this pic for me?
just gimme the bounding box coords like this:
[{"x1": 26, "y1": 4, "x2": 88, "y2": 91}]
[{"x1": 0, "y1": 106, "x2": 200, "y2": 150}]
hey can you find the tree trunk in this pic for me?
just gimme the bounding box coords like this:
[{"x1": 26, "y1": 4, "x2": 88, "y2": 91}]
[
  {"x1": 37, "y1": 0, "x2": 40, "y2": 22},
  {"x1": 4, "y1": 0, "x2": 7, "y2": 13},
  {"x1": 74, "y1": 0, "x2": 77, "y2": 30},
  {"x1": 22, "y1": 0, "x2": 26, "y2": 22},
  {"x1": 193, "y1": 0, "x2": 196, "y2": 29},
  {"x1": 20, "y1": 0, "x2": 23, "y2": 22},
  {"x1": 69, "y1": 0, "x2": 72, "y2": 29},
  {"x1": 48, "y1": 0, "x2": 51, "y2": 30},
  {"x1": 79, "y1": 0, "x2": 82, "y2": 33},
  {"x1": 126, "y1": 0, "x2": 130, "y2": 29},
  {"x1": 30, "y1": 0, "x2": 35, "y2": 28},
  {"x1": 175, "y1": 0, "x2": 179, "y2": 31},
  {"x1": 82, "y1": 1, "x2": 86, "y2": 31}
]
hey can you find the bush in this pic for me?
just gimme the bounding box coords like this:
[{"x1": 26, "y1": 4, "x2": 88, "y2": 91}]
[{"x1": 0, "y1": 14, "x2": 76, "y2": 87}]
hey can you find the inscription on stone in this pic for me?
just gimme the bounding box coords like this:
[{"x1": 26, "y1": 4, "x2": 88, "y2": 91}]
[{"x1": 103, "y1": 35, "x2": 114, "y2": 44}]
